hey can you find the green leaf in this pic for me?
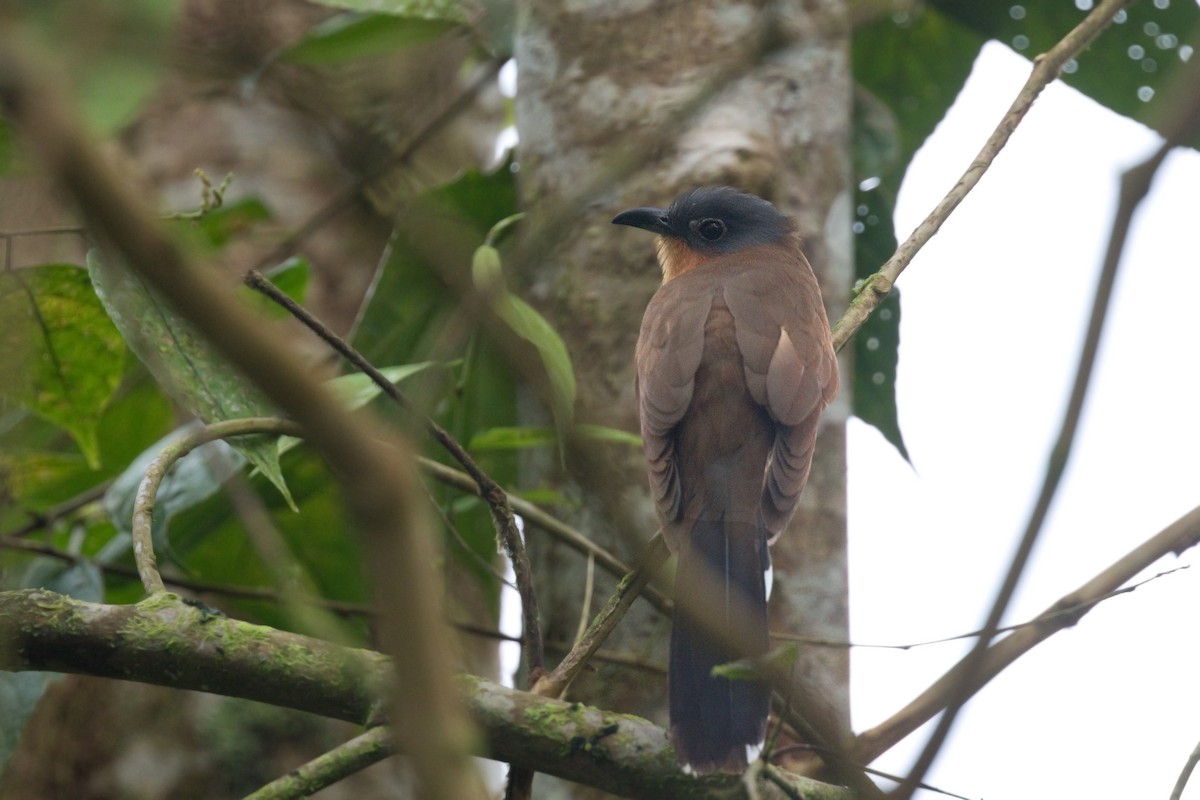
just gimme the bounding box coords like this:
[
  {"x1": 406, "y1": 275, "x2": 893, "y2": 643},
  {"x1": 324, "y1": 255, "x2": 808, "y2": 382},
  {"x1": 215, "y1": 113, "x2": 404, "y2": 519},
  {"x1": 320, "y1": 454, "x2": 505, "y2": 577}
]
[
  {"x1": 469, "y1": 423, "x2": 641, "y2": 451},
  {"x1": 86, "y1": 251, "x2": 295, "y2": 509},
  {"x1": 284, "y1": 13, "x2": 460, "y2": 64},
  {"x1": 305, "y1": 0, "x2": 470, "y2": 21},
  {"x1": 576, "y1": 423, "x2": 642, "y2": 448},
  {"x1": 710, "y1": 658, "x2": 762, "y2": 682},
  {"x1": 469, "y1": 426, "x2": 557, "y2": 451},
  {"x1": 278, "y1": 362, "x2": 448, "y2": 455},
  {"x1": 326, "y1": 362, "x2": 448, "y2": 407},
  {"x1": 852, "y1": 189, "x2": 909, "y2": 462},
  {"x1": 494, "y1": 292, "x2": 576, "y2": 435},
  {"x1": 0, "y1": 265, "x2": 126, "y2": 468},
  {"x1": 851, "y1": 7, "x2": 979, "y2": 462},
  {"x1": 194, "y1": 197, "x2": 272, "y2": 249}
]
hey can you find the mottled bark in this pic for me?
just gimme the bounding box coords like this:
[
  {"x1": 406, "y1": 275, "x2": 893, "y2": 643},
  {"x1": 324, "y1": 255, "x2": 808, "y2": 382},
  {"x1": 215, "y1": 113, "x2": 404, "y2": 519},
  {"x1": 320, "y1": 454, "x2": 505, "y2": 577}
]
[{"x1": 514, "y1": 0, "x2": 852, "y2": 791}]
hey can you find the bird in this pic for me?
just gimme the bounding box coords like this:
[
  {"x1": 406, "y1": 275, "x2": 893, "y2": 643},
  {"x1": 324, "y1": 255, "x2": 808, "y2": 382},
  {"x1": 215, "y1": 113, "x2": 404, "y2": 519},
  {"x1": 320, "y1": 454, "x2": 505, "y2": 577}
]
[{"x1": 613, "y1": 186, "x2": 839, "y2": 774}]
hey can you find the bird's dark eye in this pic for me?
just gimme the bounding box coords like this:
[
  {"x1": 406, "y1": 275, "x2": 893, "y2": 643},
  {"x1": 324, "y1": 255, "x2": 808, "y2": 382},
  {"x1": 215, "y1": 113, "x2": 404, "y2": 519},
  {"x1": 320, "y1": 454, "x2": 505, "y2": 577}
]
[{"x1": 693, "y1": 218, "x2": 726, "y2": 242}]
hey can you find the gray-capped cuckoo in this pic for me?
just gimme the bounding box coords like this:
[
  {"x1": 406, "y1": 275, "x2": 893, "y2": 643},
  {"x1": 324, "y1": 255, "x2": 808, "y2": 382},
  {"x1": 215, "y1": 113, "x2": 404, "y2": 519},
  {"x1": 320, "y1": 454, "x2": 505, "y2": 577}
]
[{"x1": 613, "y1": 187, "x2": 839, "y2": 773}]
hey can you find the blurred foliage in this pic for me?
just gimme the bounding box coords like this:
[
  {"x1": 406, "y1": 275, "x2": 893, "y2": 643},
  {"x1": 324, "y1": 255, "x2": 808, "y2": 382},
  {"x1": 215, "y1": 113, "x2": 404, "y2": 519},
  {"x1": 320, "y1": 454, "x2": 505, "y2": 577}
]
[
  {"x1": 14, "y1": 0, "x2": 179, "y2": 134},
  {"x1": 3, "y1": 0, "x2": 1199, "y2": 775}
]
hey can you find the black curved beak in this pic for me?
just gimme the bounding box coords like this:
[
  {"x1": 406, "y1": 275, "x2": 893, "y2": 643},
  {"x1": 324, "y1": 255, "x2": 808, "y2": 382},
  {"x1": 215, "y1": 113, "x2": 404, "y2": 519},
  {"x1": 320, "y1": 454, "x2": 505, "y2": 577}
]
[{"x1": 612, "y1": 207, "x2": 672, "y2": 235}]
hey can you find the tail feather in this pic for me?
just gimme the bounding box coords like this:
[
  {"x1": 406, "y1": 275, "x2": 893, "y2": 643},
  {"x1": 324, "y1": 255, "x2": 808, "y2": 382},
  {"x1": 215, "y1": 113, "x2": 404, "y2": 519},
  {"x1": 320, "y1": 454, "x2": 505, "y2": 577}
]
[{"x1": 669, "y1": 517, "x2": 770, "y2": 773}]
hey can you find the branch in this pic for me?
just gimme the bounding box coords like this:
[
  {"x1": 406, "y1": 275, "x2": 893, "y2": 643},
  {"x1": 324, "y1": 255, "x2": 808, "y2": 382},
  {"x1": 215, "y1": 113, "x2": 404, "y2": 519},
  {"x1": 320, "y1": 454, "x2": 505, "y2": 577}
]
[
  {"x1": 852, "y1": 503, "x2": 1200, "y2": 766},
  {"x1": 892, "y1": 15, "x2": 1200, "y2": 793},
  {"x1": 830, "y1": 0, "x2": 1137, "y2": 352},
  {"x1": 244, "y1": 726, "x2": 392, "y2": 800},
  {"x1": 0, "y1": 590, "x2": 849, "y2": 800}
]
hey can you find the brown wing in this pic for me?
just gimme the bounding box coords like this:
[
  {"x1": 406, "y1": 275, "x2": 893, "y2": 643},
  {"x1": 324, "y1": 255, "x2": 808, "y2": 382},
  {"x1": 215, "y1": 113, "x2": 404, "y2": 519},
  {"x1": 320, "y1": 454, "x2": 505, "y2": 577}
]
[
  {"x1": 635, "y1": 276, "x2": 714, "y2": 531},
  {"x1": 721, "y1": 247, "x2": 839, "y2": 540}
]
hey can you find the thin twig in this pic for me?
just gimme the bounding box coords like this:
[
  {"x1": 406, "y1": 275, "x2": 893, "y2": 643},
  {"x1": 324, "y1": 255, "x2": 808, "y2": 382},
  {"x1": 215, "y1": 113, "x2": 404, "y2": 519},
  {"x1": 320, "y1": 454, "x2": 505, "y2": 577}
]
[
  {"x1": 243, "y1": 726, "x2": 393, "y2": 800},
  {"x1": 2, "y1": 480, "x2": 112, "y2": 539},
  {"x1": 246, "y1": 268, "x2": 546, "y2": 677},
  {"x1": 770, "y1": 565, "x2": 1188, "y2": 650},
  {"x1": 829, "y1": 0, "x2": 1137, "y2": 353},
  {"x1": 416, "y1": 456, "x2": 670, "y2": 612},
  {"x1": 854, "y1": 504, "x2": 1200, "y2": 767},
  {"x1": 531, "y1": 534, "x2": 670, "y2": 698}
]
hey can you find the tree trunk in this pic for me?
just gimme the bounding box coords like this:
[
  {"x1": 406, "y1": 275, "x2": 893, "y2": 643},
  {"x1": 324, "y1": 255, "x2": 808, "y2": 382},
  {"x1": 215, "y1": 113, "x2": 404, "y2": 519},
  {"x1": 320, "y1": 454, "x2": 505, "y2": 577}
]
[{"x1": 514, "y1": 0, "x2": 852, "y2": 792}]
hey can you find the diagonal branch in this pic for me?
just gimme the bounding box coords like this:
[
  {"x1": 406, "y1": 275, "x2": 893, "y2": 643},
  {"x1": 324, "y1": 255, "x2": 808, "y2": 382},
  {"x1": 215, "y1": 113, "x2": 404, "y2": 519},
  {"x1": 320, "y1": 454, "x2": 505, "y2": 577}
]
[
  {"x1": 853, "y1": 503, "x2": 1200, "y2": 767},
  {"x1": 892, "y1": 18, "x2": 1200, "y2": 793}
]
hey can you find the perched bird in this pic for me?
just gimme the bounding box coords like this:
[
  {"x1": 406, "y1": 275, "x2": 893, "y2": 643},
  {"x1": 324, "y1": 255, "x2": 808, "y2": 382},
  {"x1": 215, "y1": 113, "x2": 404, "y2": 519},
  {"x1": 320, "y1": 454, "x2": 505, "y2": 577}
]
[{"x1": 613, "y1": 187, "x2": 839, "y2": 773}]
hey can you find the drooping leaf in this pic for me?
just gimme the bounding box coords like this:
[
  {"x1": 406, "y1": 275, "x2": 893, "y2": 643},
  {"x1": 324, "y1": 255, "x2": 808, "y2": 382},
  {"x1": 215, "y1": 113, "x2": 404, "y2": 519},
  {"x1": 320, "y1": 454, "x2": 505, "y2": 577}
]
[
  {"x1": 86, "y1": 250, "x2": 295, "y2": 509},
  {"x1": 0, "y1": 264, "x2": 126, "y2": 468},
  {"x1": 494, "y1": 292, "x2": 576, "y2": 433},
  {"x1": 852, "y1": 186, "x2": 909, "y2": 462},
  {"x1": 284, "y1": 13, "x2": 460, "y2": 64},
  {"x1": 472, "y1": 220, "x2": 576, "y2": 444},
  {"x1": 851, "y1": 8, "x2": 982, "y2": 460}
]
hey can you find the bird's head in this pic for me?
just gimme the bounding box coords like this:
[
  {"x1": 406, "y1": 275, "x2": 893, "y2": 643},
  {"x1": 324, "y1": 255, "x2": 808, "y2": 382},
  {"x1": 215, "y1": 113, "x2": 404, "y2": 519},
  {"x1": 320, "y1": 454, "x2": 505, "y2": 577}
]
[{"x1": 612, "y1": 186, "x2": 795, "y2": 282}]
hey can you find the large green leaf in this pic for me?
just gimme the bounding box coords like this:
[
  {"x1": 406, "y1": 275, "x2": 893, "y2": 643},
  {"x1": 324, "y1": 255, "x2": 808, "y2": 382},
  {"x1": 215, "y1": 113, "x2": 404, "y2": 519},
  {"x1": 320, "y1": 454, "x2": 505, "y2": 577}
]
[
  {"x1": 86, "y1": 251, "x2": 295, "y2": 509},
  {"x1": 0, "y1": 264, "x2": 127, "y2": 468},
  {"x1": 933, "y1": 0, "x2": 1200, "y2": 144},
  {"x1": 851, "y1": 8, "x2": 982, "y2": 458}
]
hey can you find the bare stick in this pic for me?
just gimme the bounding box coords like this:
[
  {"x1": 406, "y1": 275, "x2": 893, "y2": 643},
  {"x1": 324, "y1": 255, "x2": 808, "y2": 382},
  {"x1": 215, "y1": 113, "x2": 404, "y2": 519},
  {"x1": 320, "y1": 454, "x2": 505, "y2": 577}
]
[{"x1": 1170, "y1": 737, "x2": 1200, "y2": 800}]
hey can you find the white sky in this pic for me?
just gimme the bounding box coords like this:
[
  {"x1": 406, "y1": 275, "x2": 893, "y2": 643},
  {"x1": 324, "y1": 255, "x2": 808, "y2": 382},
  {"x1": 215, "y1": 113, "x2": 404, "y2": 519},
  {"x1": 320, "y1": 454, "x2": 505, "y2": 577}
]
[{"x1": 849, "y1": 40, "x2": 1200, "y2": 800}]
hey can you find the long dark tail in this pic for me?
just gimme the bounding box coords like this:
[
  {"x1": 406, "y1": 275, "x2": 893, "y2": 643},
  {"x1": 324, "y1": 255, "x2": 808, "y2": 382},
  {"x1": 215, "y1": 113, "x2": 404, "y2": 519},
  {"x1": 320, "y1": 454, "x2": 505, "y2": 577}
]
[{"x1": 669, "y1": 517, "x2": 770, "y2": 773}]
